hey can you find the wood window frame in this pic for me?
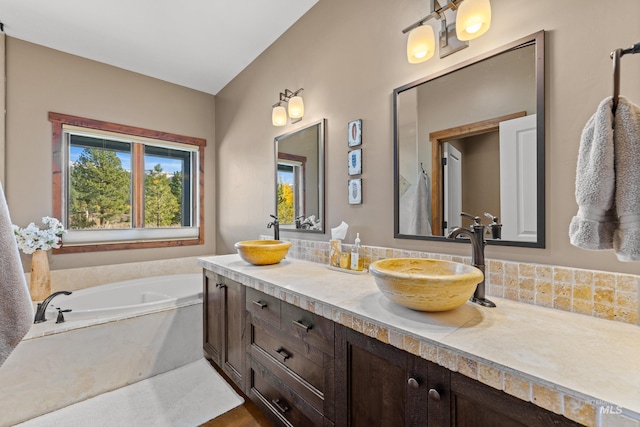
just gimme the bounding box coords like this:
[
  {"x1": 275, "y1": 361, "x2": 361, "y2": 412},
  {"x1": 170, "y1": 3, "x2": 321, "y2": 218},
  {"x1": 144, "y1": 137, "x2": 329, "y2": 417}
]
[{"x1": 49, "y1": 112, "x2": 206, "y2": 254}]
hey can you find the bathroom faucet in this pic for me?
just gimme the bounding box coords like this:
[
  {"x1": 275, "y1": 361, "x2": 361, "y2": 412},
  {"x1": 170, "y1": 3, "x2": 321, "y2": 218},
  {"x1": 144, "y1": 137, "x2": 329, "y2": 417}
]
[
  {"x1": 34, "y1": 291, "x2": 72, "y2": 323},
  {"x1": 267, "y1": 214, "x2": 280, "y2": 240},
  {"x1": 447, "y1": 212, "x2": 499, "y2": 308}
]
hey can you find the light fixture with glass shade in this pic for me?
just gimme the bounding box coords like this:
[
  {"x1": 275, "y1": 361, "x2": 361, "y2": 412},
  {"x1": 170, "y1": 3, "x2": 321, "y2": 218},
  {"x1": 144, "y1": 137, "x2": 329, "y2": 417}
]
[
  {"x1": 272, "y1": 104, "x2": 287, "y2": 127},
  {"x1": 402, "y1": 0, "x2": 491, "y2": 63},
  {"x1": 456, "y1": 0, "x2": 491, "y2": 41},
  {"x1": 407, "y1": 25, "x2": 435, "y2": 64},
  {"x1": 271, "y1": 88, "x2": 304, "y2": 126}
]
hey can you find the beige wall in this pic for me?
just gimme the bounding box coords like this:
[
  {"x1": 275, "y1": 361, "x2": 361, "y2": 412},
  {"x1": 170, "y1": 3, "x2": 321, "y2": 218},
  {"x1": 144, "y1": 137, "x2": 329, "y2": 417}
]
[
  {"x1": 5, "y1": 38, "x2": 216, "y2": 270},
  {"x1": 216, "y1": 0, "x2": 640, "y2": 275},
  {"x1": 0, "y1": 32, "x2": 5, "y2": 185}
]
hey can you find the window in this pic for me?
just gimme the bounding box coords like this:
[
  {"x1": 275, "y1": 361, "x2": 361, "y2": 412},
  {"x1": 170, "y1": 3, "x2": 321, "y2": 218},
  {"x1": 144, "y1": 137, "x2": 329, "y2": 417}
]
[
  {"x1": 277, "y1": 153, "x2": 306, "y2": 227},
  {"x1": 50, "y1": 112, "x2": 205, "y2": 253}
]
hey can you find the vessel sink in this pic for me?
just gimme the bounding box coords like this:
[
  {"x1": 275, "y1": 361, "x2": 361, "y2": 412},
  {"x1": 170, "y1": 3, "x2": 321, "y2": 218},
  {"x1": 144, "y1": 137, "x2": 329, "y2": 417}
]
[
  {"x1": 368, "y1": 258, "x2": 483, "y2": 312},
  {"x1": 234, "y1": 240, "x2": 292, "y2": 265}
]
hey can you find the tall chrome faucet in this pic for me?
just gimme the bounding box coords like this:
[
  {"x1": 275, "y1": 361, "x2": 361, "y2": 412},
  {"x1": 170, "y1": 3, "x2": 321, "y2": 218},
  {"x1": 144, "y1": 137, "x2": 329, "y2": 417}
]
[
  {"x1": 34, "y1": 291, "x2": 72, "y2": 323},
  {"x1": 447, "y1": 212, "x2": 501, "y2": 308},
  {"x1": 267, "y1": 214, "x2": 280, "y2": 240}
]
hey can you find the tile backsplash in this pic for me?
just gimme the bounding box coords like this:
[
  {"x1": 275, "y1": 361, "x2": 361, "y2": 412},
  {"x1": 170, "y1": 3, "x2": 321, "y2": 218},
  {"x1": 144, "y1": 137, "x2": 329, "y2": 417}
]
[{"x1": 274, "y1": 236, "x2": 640, "y2": 326}]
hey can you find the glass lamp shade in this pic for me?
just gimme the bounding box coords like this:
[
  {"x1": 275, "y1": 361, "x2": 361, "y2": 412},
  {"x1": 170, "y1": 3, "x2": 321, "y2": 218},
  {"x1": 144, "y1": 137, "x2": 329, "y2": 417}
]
[
  {"x1": 406, "y1": 25, "x2": 435, "y2": 64},
  {"x1": 288, "y1": 96, "x2": 304, "y2": 119},
  {"x1": 456, "y1": 0, "x2": 491, "y2": 41},
  {"x1": 272, "y1": 105, "x2": 287, "y2": 126}
]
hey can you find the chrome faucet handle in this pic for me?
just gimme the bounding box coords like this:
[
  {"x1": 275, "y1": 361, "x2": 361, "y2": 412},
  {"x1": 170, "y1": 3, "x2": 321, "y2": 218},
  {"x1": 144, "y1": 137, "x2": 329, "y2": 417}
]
[{"x1": 484, "y1": 212, "x2": 498, "y2": 222}]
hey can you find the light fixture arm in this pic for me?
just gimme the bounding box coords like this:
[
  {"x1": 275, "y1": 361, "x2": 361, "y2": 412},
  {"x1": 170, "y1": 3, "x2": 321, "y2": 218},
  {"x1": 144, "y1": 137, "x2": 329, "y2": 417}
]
[{"x1": 402, "y1": 0, "x2": 463, "y2": 34}]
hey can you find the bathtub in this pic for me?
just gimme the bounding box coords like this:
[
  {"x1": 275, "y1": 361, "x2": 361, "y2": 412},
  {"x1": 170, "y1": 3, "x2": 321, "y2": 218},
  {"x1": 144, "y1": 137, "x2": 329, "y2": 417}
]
[{"x1": 0, "y1": 273, "x2": 204, "y2": 427}]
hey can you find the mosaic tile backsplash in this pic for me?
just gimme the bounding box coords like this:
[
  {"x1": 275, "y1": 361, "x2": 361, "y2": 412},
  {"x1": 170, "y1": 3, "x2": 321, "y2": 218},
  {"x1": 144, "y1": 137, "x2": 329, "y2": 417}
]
[{"x1": 272, "y1": 236, "x2": 640, "y2": 326}]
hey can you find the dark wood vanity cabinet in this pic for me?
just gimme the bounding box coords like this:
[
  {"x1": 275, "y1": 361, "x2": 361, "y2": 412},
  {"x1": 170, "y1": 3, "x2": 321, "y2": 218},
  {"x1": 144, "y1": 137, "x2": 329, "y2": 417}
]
[
  {"x1": 449, "y1": 372, "x2": 582, "y2": 427},
  {"x1": 203, "y1": 271, "x2": 247, "y2": 391},
  {"x1": 246, "y1": 287, "x2": 336, "y2": 427},
  {"x1": 202, "y1": 273, "x2": 583, "y2": 427},
  {"x1": 335, "y1": 326, "x2": 449, "y2": 427}
]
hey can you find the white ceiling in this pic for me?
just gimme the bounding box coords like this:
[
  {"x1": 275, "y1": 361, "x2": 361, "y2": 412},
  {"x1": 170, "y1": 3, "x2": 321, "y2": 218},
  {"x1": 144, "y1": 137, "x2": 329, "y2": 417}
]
[{"x1": 0, "y1": 0, "x2": 318, "y2": 95}]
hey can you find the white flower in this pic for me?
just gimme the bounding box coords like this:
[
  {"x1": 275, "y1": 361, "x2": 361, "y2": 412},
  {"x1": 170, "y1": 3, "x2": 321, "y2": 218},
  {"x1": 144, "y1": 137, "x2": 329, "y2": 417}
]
[{"x1": 13, "y1": 217, "x2": 66, "y2": 254}]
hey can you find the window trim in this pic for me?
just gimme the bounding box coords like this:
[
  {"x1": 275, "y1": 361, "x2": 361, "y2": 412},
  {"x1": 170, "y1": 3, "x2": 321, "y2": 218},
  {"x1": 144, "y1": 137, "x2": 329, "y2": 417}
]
[{"x1": 49, "y1": 112, "x2": 206, "y2": 253}]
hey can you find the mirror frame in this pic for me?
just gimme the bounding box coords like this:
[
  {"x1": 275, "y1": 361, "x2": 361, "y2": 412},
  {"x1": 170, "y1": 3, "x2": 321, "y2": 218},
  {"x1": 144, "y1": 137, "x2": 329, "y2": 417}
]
[
  {"x1": 274, "y1": 118, "x2": 326, "y2": 234},
  {"x1": 393, "y1": 30, "x2": 545, "y2": 248}
]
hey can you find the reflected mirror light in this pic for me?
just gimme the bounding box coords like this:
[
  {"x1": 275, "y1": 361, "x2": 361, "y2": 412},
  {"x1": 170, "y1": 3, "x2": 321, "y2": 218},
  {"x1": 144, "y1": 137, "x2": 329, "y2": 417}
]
[{"x1": 393, "y1": 31, "x2": 545, "y2": 248}]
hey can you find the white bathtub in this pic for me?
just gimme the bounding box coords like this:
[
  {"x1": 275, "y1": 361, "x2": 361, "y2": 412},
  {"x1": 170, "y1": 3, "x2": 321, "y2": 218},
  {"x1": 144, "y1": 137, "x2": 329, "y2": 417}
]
[
  {"x1": 45, "y1": 273, "x2": 203, "y2": 321},
  {"x1": 0, "y1": 273, "x2": 204, "y2": 427}
]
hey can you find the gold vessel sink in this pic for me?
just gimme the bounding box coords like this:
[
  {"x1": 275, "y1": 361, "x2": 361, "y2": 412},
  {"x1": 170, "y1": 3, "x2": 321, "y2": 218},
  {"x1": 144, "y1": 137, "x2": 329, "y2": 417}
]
[
  {"x1": 234, "y1": 240, "x2": 292, "y2": 265},
  {"x1": 368, "y1": 258, "x2": 483, "y2": 312}
]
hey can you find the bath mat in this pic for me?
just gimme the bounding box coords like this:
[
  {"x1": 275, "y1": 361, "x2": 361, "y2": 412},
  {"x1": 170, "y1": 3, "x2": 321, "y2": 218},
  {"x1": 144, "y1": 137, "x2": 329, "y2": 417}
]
[{"x1": 16, "y1": 358, "x2": 244, "y2": 427}]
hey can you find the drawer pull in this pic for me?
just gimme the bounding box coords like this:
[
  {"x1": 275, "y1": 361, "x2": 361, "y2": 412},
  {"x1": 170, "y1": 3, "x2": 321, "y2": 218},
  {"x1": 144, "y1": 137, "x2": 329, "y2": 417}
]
[
  {"x1": 271, "y1": 398, "x2": 289, "y2": 414},
  {"x1": 274, "y1": 347, "x2": 291, "y2": 362},
  {"x1": 252, "y1": 300, "x2": 268, "y2": 309},
  {"x1": 215, "y1": 283, "x2": 227, "y2": 289},
  {"x1": 292, "y1": 319, "x2": 313, "y2": 332},
  {"x1": 428, "y1": 388, "x2": 441, "y2": 402},
  {"x1": 408, "y1": 377, "x2": 420, "y2": 389}
]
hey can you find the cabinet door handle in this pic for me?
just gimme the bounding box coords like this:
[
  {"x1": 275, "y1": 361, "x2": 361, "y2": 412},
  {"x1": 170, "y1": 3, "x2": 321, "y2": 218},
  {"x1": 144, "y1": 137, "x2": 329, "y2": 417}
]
[
  {"x1": 215, "y1": 283, "x2": 227, "y2": 289},
  {"x1": 252, "y1": 300, "x2": 267, "y2": 309},
  {"x1": 292, "y1": 319, "x2": 312, "y2": 332},
  {"x1": 274, "y1": 347, "x2": 291, "y2": 362},
  {"x1": 271, "y1": 398, "x2": 289, "y2": 414},
  {"x1": 428, "y1": 388, "x2": 441, "y2": 402},
  {"x1": 408, "y1": 377, "x2": 420, "y2": 389}
]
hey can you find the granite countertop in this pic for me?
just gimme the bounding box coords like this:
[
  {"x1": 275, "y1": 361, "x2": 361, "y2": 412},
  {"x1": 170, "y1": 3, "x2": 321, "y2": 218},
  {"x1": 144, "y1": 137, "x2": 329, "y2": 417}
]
[{"x1": 198, "y1": 254, "x2": 640, "y2": 424}]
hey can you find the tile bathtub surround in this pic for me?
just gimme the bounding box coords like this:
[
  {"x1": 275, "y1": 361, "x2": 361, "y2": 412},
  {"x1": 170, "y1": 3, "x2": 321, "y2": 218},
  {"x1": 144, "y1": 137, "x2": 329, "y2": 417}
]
[
  {"x1": 27, "y1": 256, "x2": 203, "y2": 293},
  {"x1": 272, "y1": 237, "x2": 640, "y2": 326}
]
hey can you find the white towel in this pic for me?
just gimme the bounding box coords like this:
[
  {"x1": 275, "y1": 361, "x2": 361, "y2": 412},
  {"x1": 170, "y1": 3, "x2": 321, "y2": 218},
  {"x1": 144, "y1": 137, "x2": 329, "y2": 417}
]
[
  {"x1": 0, "y1": 183, "x2": 33, "y2": 368},
  {"x1": 570, "y1": 96, "x2": 640, "y2": 261},
  {"x1": 400, "y1": 171, "x2": 432, "y2": 236},
  {"x1": 612, "y1": 97, "x2": 640, "y2": 261}
]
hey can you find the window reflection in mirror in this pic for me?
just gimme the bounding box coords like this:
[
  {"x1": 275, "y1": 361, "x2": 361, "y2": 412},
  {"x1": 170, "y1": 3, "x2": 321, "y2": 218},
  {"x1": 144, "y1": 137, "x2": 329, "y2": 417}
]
[
  {"x1": 394, "y1": 31, "x2": 545, "y2": 248},
  {"x1": 275, "y1": 119, "x2": 325, "y2": 233}
]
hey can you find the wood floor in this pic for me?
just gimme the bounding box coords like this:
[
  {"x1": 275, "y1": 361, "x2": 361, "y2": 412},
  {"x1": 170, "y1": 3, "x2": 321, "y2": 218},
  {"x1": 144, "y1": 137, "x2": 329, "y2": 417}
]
[{"x1": 200, "y1": 362, "x2": 273, "y2": 427}]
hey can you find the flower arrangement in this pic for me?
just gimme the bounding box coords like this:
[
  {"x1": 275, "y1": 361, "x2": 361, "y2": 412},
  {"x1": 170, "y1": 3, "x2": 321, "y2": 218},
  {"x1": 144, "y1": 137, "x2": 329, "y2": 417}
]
[{"x1": 13, "y1": 216, "x2": 66, "y2": 254}]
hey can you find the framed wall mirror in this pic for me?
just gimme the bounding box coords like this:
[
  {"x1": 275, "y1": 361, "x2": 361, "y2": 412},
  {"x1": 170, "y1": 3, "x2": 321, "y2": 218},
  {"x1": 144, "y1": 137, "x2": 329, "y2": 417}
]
[
  {"x1": 393, "y1": 31, "x2": 545, "y2": 248},
  {"x1": 275, "y1": 119, "x2": 326, "y2": 233}
]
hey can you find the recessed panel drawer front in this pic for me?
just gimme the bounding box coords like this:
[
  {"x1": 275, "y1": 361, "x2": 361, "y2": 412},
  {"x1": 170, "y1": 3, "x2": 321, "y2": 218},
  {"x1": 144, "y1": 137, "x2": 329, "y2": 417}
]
[
  {"x1": 246, "y1": 288, "x2": 281, "y2": 328},
  {"x1": 251, "y1": 357, "x2": 324, "y2": 427},
  {"x1": 281, "y1": 302, "x2": 335, "y2": 355},
  {"x1": 252, "y1": 317, "x2": 325, "y2": 394}
]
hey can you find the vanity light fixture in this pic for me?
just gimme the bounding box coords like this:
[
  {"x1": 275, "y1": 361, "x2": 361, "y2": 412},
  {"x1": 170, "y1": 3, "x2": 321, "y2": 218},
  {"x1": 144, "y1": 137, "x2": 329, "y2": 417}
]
[
  {"x1": 272, "y1": 88, "x2": 304, "y2": 126},
  {"x1": 403, "y1": 0, "x2": 491, "y2": 63}
]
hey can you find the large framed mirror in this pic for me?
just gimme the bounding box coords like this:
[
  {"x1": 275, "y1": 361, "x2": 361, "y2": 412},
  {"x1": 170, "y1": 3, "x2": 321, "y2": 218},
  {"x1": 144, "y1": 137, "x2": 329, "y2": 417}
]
[
  {"x1": 394, "y1": 31, "x2": 545, "y2": 248},
  {"x1": 275, "y1": 119, "x2": 326, "y2": 233}
]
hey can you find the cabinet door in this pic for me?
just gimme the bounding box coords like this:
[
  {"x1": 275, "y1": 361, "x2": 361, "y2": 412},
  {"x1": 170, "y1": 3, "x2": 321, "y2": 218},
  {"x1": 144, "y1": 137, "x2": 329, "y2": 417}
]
[
  {"x1": 450, "y1": 372, "x2": 581, "y2": 427},
  {"x1": 336, "y1": 327, "x2": 445, "y2": 427},
  {"x1": 222, "y1": 278, "x2": 246, "y2": 390},
  {"x1": 203, "y1": 271, "x2": 223, "y2": 366}
]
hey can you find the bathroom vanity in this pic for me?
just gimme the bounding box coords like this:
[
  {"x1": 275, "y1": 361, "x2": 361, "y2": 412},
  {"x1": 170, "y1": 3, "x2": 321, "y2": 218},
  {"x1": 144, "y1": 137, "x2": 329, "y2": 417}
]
[{"x1": 200, "y1": 255, "x2": 640, "y2": 427}]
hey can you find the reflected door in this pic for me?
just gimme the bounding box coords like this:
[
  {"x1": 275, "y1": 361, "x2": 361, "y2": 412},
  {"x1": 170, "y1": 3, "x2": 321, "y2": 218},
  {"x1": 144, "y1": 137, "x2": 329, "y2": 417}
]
[
  {"x1": 444, "y1": 143, "x2": 462, "y2": 235},
  {"x1": 499, "y1": 114, "x2": 537, "y2": 242}
]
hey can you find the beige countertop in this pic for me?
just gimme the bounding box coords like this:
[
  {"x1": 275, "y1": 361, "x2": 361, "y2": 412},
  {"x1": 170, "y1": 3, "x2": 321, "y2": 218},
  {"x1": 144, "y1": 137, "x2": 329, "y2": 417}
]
[{"x1": 199, "y1": 254, "x2": 640, "y2": 426}]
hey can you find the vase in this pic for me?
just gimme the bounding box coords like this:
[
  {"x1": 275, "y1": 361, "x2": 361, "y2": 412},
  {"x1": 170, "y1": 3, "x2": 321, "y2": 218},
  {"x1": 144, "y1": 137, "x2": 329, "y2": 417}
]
[{"x1": 30, "y1": 249, "x2": 51, "y2": 301}]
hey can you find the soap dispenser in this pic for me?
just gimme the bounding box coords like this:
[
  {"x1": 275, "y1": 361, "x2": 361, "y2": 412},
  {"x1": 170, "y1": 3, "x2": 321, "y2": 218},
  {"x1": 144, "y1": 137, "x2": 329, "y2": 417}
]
[{"x1": 350, "y1": 233, "x2": 364, "y2": 271}]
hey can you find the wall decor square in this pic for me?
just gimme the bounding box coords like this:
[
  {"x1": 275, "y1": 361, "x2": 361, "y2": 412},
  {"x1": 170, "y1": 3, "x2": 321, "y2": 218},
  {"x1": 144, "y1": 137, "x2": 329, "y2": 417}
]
[
  {"x1": 348, "y1": 148, "x2": 362, "y2": 176},
  {"x1": 348, "y1": 179, "x2": 362, "y2": 204},
  {"x1": 348, "y1": 119, "x2": 362, "y2": 147}
]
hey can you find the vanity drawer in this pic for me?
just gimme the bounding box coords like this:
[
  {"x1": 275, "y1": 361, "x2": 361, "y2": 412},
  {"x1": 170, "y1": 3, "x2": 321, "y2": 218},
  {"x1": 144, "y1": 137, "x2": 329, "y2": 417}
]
[
  {"x1": 252, "y1": 317, "x2": 325, "y2": 393},
  {"x1": 250, "y1": 357, "x2": 324, "y2": 427},
  {"x1": 247, "y1": 288, "x2": 281, "y2": 328},
  {"x1": 281, "y1": 302, "x2": 335, "y2": 355}
]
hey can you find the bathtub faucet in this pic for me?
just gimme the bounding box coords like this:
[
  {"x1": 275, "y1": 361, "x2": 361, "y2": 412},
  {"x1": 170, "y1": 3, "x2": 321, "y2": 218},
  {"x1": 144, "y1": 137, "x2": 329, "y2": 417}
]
[{"x1": 34, "y1": 291, "x2": 72, "y2": 324}]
